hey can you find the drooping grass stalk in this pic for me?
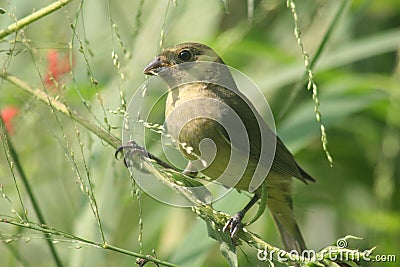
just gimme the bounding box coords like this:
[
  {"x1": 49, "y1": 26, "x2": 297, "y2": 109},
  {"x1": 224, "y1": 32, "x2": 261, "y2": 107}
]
[
  {"x1": 0, "y1": 119, "x2": 64, "y2": 267},
  {"x1": 131, "y1": 179, "x2": 144, "y2": 254},
  {"x1": 0, "y1": 123, "x2": 27, "y2": 223},
  {"x1": 0, "y1": 0, "x2": 73, "y2": 40},
  {"x1": 69, "y1": 23, "x2": 113, "y2": 131},
  {"x1": 61, "y1": 127, "x2": 106, "y2": 243},
  {"x1": 279, "y1": 0, "x2": 350, "y2": 119},
  {"x1": 109, "y1": 20, "x2": 129, "y2": 115},
  {"x1": 282, "y1": 0, "x2": 348, "y2": 166}
]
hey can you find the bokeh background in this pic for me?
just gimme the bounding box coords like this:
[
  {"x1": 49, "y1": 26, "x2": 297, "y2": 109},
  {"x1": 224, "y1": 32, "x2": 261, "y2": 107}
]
[{"x1": 0, "y1": 0, "x2": 399, "y2": 266}]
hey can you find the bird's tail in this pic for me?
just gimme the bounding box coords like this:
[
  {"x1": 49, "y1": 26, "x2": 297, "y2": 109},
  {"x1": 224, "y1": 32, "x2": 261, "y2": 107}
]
[{"x1": 267, "y1": 175, "x2": 307, "y2": 253}]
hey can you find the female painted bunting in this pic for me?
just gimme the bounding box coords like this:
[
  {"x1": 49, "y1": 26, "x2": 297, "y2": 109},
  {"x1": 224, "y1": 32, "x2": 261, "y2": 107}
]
[{"x1": 128, "y1": 42, "x2": 315, "y2": 252}]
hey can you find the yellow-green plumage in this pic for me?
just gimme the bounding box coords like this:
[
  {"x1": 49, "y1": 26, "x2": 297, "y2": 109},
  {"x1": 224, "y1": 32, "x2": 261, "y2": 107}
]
[{"x1": 144, "y1": 42, "x2": 315, "y2": 252}]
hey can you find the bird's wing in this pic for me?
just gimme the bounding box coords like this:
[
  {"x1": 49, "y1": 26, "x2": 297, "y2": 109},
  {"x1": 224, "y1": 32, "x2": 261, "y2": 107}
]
[
  {"x1": 216, "y1": 95, "x2": 314, "y2": 184},
  {"x1": 271, "y1": 137, "x2": 315, "y2": 183}
]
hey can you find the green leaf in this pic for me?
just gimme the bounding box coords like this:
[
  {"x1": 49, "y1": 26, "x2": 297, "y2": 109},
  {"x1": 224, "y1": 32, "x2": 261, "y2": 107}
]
[
  {"x1": 219, "y1": 241, "x2": 238, "y2": 267},
  {"x1": 206, "y1": 221, "x2": 238, "y2": 267}
]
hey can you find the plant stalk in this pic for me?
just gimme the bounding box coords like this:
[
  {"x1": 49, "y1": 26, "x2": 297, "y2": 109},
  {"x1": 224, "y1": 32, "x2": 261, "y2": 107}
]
[{"x1": 0, "y1": 0, "x2": 74, "y2": 40}]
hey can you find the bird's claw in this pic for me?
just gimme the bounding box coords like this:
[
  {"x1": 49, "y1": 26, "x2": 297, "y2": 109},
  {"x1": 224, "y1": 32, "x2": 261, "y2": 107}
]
[
  {"x1": 115, "y1": 140, "x2": 148, "y2": 168},
  {"x1": 223, "y1": 211, "x2": 244, "y2": 238},
  {"x1": 116, "y1": 140, "x2": 178, "y2": 172}
]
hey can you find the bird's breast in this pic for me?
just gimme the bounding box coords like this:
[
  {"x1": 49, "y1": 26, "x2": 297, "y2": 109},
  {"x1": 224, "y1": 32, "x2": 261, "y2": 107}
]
[
  {"x1": 164, "y1": 83, "x2": 230, "y2": 158},
  {"x1": 163, "y1": 82, "x2": 267, "y2": 191}
]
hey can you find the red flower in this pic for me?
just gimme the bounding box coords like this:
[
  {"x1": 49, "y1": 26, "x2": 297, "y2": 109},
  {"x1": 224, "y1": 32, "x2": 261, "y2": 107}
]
[
  {"x1": 44, "y1": 49, "x2": 74, "y2": 89},
  {"x1": 1, "y1": 106, "x2": 19, "y2": 134}
]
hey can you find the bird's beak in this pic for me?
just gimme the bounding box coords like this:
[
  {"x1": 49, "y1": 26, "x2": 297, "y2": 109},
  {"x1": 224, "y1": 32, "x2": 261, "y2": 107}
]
[{"x1": 143, "y1": 57, "x2": 168, "y2": 76}]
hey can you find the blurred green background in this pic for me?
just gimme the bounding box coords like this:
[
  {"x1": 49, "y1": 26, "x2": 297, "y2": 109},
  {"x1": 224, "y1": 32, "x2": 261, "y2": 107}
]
[{"x1": 0, "y1": 0, "x2": 399, "y2": 266}]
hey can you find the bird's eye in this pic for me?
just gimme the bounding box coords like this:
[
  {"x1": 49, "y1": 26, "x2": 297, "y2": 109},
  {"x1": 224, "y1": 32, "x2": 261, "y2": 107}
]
[{"x1": 178, "y1": 50, "x2": 192, "y2": 61}]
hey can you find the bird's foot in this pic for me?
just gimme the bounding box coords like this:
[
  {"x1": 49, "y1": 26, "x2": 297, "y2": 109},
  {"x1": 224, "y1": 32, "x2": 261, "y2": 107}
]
[
  {"x1": 116, "y1": 140, "x2": 177, "y2": 172},
  {"x1": 223, "y1": 211, "x2": 244, "y2": 238},
  {"x1": 115, "y1": 140, "x2": 148, "y2": 169}
]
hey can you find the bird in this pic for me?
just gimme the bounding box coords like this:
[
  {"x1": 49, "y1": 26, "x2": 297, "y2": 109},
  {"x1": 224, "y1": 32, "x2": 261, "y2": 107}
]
[{"x1": 137, "y1": 42, "x2": 315, "y2": 253}]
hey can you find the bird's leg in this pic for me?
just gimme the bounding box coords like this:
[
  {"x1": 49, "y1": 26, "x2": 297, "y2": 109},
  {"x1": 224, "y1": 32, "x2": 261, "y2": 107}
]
[
  {"x1": 223, "y1": 193, "x2": 260, "y2": 238},
  {"x1": 115, "y1": 140, "x2": 180, "y2": 172},
  {"x1": 183, "y1": 162, "x2": 198, "y2": 177}
]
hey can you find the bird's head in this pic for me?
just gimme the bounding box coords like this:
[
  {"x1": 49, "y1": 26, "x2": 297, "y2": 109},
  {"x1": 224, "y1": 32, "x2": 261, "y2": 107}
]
[
  {"x1": 144, "y1": 42, "x2": 225, "y2": 76},
  {"x1": 143, "y1": 42, "x2": 236, "y2": 90}
]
